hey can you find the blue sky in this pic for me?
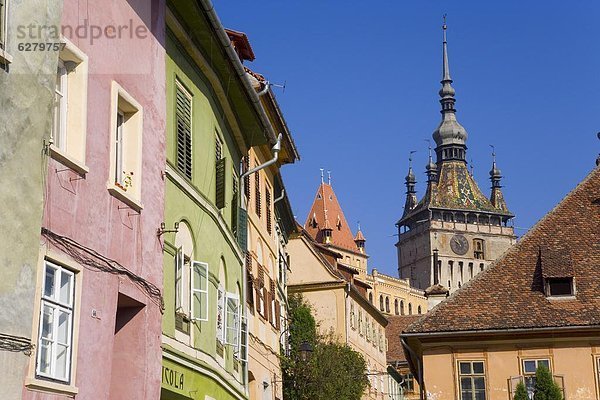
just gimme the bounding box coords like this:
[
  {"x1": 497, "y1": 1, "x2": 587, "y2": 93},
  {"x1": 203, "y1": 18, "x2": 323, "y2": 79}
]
[{"x1": 216, "y1": 1, "x2": 600, "y2": 276}]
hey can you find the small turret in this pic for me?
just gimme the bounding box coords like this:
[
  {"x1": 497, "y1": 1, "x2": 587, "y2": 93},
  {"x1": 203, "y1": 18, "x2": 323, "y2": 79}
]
[
  {"x1": 354, "y1": 223, "x2": 366, "y2": 253},
  {"x1": 402, "y1": 152, "x2": 418, "y2": 217},
  {"x1": 489, "y1": 148, "x2": 509, "y2": 211},
  {"x1": 426, "y1": 145, "x2": 438, "y2": 183}
]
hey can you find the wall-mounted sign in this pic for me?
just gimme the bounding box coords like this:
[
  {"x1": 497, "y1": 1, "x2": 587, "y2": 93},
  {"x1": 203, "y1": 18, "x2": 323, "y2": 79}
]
[{"x1": 162, "y1": 365, "x2": 185, "y2": 391}]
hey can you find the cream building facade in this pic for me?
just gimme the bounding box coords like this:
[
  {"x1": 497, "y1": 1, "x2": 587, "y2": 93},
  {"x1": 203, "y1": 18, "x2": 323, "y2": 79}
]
[{"x1": 287, "y1": 230, "x2": 392, "y2": 400}]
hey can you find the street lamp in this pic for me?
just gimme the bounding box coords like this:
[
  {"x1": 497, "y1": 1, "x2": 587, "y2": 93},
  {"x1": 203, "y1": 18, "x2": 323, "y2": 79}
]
[{"x1": 298, "y1": 341, "x2": 313, "y2": 362}]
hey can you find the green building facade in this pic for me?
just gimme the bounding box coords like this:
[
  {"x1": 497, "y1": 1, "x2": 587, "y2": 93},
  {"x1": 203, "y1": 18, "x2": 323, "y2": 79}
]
[{"x1": 161, "y1": 2, "x2": 275, "y2": 400}]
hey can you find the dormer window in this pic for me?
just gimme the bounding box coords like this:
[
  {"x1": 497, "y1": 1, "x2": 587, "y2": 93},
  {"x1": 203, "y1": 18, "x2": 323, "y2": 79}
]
[{"x1": 546, "y1": 277, "x2": 574, "y2": 297}]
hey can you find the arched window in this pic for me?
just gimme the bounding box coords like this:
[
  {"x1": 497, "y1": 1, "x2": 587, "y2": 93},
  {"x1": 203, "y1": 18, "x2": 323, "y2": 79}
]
[
  {"x1": 474, "y1": 239, "x2": 485, "y2": 259},
  {"x1": 385, "y1": 297, "x2": 390, "y2": 313},
  {"x1": 368, "y1": 292, "x2": 373, "y2": 304},
  {"x1": 418, "y1": 305, "x2": 422, "y2": 314},
  {"x1": 174, "y1": 222, "x2": 194, "y2": 316},
  {"x1": 379, "y1": 295, "x2": 384, "y2": 311},
  {"x1": 394, "y1": 299, "x2": 399, "y2": 315},
  {"x1": 408, "y1": 303, "x2": 412, "y2": 315},
  {"x1": 400, "y1": 300, "x2": 405, "y2": 315}
]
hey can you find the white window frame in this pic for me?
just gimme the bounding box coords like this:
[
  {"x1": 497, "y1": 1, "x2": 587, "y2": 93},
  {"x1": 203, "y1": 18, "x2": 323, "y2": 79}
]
[
  {"x1": 224, "y1": 292, "x2": 240, "y2": 347},
  {"x1": 216, "y1": 284, "x2": 225, "y2": 343},
  {"x1": 190, "y1": 261, "x2": 209, "y2": 322},
  {"x1": 36, "y1": 261, "x2": 75, "y2": 383},
  {"x1": 238, "y1": 315, "x2": 248, "y2": 362},
  {"x1": 175, "y1": 246, "x2": 183, "y2": 314},
  {"x1": 52, "y1": 60, "x2": 68, "y2": 151}
]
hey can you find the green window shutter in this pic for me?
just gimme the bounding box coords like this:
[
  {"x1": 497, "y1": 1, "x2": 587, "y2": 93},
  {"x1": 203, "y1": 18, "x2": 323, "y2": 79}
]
[
  {"x1": 231, "y1": 174, "x2": 238, "y2": 236},
  {"x1": 216, "y1": 157, "x2": 226, "y2": 209},
  {"x1": 175, "y1": 81, "x2": 192, "y2": 179},
  {"x1": 237, "y1": 208, "x2": 248, "y2": 250}
]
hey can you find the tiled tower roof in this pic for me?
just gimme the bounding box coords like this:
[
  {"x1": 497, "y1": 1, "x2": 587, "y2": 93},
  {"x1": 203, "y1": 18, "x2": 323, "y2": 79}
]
[{"x1": 304, "y1": 182, "x2": 361, "y2": 253}]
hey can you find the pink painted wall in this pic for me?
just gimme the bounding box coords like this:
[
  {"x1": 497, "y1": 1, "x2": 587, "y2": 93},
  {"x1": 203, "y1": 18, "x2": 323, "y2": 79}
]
[{"x1": 27, "y1": 0, "x2": 166, "y2": 399}]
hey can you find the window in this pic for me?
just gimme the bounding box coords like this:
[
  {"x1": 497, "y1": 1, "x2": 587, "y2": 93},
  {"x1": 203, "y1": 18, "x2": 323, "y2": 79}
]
[
  {"x1": 400, "y1": 300, "x2": 404, "y2": 315},
  {"x1": 49, "y1": 39, "x2": 89, "y2": 173},
  {"x1": 522, "y1": 359, "x2": 550, "y2": 394},
  {"x1": 254, "y1": 160, "x2": 261, "y2": 217},
  {"x1": 418, "y1": 305, "x2": 422, "y2": 314},
  {"x1": 479, "y1": 263, "x2": 484, "y2": 272},
  {"x1": 52, "y1": 60, "x2": 68, "y2": 150},
  {"x1": 358, "y1": 309, "x2": 363, "y2": 335},
  {"x1": 350, "y1": 302, "x2": 356, "y2": 330},
  {"x1": 37, "y1": 261, "x2": 75, "y2": 383},
  {"x1": 458, "y1": 361, "x2": 486, "y2": 400},
  {"x1": 408, "y1": 303, "x2": 412, "y2": 315},
  {"x1": 175, "y1": 80, "x2": 192, "y2": 179},
  {"x1": 546, "y1": 277, "x2": 574, "y2": 297},
  {"x1": 109, "y1": 82, "x2": 143, "y2": 208},
  {"x1": 215, "y1": 134, "x2": 226, "y2": 209},
  {"x1": 0, "y1": 0, "x2": 6, "y2": 50},
  {"x1": 191, "y1": 261, "x2": 209, "y2": 322},
  {"x1": 394, "y1": 299, "x2": 399, "y2": 315},
  {"x1": 401, "y1": 373, "x2": 415, "y2": 393},
  {"x1": 368, "y1": 292, "x2": 373, "y2": 304},
  {"x1": 224, "y1": 292, "x2": 240, "y2": 347},
  {"x1": 385, "y1": 297, "x2": 390, "y2": 313},
  {"x1": 469, "y1": 262, "x2": 474, "y2": 278},
  {"x1": 266, "y1": 186, "x2": 272, "y2": 235},
  {"x1": 474, "y1": 239, "x2": 485, "y2": 259},
  {"x1": 379, "y1": 295, "x2": 384, "y2": 311}
]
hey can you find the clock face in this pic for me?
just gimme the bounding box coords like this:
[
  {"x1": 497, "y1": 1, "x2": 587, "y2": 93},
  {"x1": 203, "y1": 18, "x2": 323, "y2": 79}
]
[{"x1": 450, "y1": 234, "x2": 469, "y2": 255}]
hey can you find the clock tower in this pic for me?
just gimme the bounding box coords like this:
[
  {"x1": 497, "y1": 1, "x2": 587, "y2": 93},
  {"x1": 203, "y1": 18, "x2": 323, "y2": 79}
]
[{"x1": 396, "y1": 20, "x2": 516, "y2": 294}]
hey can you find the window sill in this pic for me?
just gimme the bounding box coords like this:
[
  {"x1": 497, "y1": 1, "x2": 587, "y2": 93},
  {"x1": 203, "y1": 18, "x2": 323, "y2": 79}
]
[
  {"x1": 25, "y1": 377, "x2": 79, "y2": 397},
  {"x1": 107, "y1": 186, "x2": 143, "y2": 212},
  {"x1": 0, "y1": 48, "x2": 13, "y2": 66},
  {"x1": 49, "y1": 145, "x2": 89, "y2": 175}
]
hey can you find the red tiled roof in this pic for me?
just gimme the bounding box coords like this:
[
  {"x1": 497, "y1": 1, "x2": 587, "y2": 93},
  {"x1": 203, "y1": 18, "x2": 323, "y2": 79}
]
[
  {"x1": 354, "y1": 229, "x2": 366, "y2": 241},
  {"x1": 387, "y1": 315, "x2": 422, "y2": 363},
  {"x1": 304, "y1": 183, "x2": 360, "y2": 253},
  {"x1": 225, "y1": 29, "x2": 255, "y2": 62},
  {"x1": 405, "y1": 167, "x2": 600, "y2": 334}
]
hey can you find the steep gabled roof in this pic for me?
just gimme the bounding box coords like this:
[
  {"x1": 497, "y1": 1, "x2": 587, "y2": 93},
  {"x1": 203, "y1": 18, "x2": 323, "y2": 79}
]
[
  {"x1": 304, "y1": 183, "x2": 360, "y2": 253},
  {"x1": 405, "y1": 167, "x2": 600, "y2": 334}
]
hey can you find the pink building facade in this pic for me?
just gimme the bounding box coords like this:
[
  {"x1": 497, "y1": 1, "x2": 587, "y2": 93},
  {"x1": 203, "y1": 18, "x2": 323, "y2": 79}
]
[{"x1": 25, "y1": 1, "x2": 166, "y2": 398}]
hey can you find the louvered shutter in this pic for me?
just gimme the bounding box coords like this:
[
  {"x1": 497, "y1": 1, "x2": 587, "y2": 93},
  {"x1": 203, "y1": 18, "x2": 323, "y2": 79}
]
[
  {"x1": 243, "y1": 156, "x2": 250, "y2": 199},
  {"x1": 216, "y1": 157, "x2": 226, "y2": 209},
  {"x1": 175, "y1": 82, "x2": 192, "y2": 179},
  {"x1": 237, "y1": 208, "x2": 248, "y2": 250},
  {"x1": 275, "y1": 300, "x2": 281, "y2": 330}
]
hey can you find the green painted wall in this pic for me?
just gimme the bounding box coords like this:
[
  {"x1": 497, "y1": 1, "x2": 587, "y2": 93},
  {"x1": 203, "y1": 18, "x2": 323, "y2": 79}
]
[{"x1": 162, "y1": 29, "x2": 246, "y2": 400}]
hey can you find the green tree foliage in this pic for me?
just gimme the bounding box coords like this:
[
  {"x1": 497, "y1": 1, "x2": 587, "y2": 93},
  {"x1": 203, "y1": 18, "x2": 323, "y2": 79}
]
[
  {"x1": 513, "y1": 381, "x2": 529, "y2": 400},
  {"x1": 282, "y1": 294, "x2": 369, "y2": 400},
  {"x1": 533, "y1": 364, "x2": 563, "y2": 400}
]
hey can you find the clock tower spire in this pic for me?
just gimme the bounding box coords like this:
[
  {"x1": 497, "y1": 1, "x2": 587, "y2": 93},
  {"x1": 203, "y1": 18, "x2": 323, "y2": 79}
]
[{"x1": 396, "y1": 17, "x2": 516, "y2": 294}]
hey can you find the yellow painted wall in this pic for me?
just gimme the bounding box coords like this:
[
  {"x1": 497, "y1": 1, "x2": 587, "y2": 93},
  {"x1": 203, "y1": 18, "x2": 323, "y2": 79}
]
[{"x1": 420, "y1": 340, "x2": 600, "y2": 400}]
